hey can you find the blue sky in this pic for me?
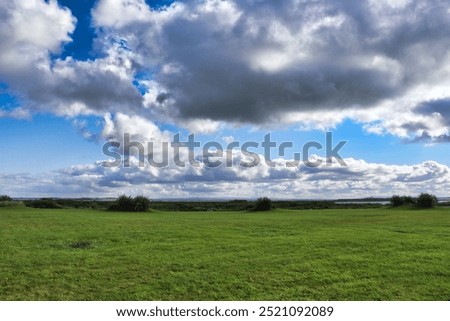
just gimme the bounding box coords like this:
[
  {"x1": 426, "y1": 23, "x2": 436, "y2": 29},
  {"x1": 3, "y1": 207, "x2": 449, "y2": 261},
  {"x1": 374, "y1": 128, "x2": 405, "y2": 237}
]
[{"x1": 0, "y1": 0, "x2": 449, "y2": 198}]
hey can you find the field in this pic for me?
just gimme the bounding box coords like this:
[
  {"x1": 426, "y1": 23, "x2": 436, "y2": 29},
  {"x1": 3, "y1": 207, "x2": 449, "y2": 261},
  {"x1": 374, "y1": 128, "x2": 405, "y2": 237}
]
[{"x1": 0, "y1": 206, "x2": 449, "y2": 300}]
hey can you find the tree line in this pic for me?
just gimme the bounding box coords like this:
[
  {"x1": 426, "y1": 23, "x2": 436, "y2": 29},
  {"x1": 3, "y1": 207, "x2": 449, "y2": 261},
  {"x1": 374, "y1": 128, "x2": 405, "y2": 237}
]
[{"x1": 0, "y1": 193, "x2": 442, "y2": 212}]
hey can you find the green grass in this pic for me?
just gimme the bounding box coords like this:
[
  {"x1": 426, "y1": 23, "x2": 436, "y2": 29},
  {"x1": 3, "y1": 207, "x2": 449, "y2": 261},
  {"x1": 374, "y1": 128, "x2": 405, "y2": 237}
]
[{"x1": 0, "y1": 207, "x2": 449, "y2": 300}]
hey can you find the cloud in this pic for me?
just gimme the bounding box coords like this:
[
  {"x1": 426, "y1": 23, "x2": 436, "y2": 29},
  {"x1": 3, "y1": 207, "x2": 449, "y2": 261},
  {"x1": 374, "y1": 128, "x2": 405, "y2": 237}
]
[
  {"x1": 89, "y1": 0, "x2": 450, "y2": 138},
  {"x1": 3, "y1": 0, "x2": 450, "y2": 199},
  {"x1": 1, "y1": 0, "x2": 450, "y2": 141},
  {"x1": 2, "y1": 154, "x2": 449, "y2": 199},
  {"x1": 0, "y1": 0, "x2": 143, "y2": 117},
  {"x1": 0, "y1": 0, "x2": 75, "y2": 72},
  {"x1": 0, "y1": 107, "x2": 30, "y2": 119}
]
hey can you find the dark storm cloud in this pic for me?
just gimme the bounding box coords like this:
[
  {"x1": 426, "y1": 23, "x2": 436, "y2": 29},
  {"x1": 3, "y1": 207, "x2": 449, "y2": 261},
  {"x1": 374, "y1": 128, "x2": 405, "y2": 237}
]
[
  {"x1": 416, "y1": 99, "x2": 450, "y2": 124},
  {"x1": 400, "y1": 99, "x2": 450, "y2": 142},
  {"x1": 163, "y1": 62, "x2": 398, "y2": 123},
  {"x1": 91, "y1": 0, "x2": 450, "y2": 125}
]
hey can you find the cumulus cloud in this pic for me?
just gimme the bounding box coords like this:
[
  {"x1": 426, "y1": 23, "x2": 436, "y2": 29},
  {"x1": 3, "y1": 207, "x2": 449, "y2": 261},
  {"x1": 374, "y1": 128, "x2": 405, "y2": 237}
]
[
  {"x1": 1, "y1": 0, "x2": 449, "y2": 141},
  {"x1": 1, "y1": 156, "x2": 449, "y2": 199},
  {"x1": 0, "y1": 0, "x2": 143, "y2": 117},
  {"x1": 89, "y1": 0, "x2": 450, "y2": 139},
  {"x1": 0, "y1": 0, "x2": 75, "y2": 72}
]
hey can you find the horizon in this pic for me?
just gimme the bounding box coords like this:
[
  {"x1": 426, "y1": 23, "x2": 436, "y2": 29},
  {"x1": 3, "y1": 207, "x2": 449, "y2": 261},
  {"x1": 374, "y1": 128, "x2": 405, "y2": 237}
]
[{"x1": 9, "y1": 196, "x2": 450, "y2": 202}]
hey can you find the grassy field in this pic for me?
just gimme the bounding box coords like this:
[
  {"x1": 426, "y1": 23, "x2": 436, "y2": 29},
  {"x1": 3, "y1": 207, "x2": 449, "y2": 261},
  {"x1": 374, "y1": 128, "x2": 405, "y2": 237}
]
[{"x1": 0, "y1": 206, "x2": 449, "y2": 300}]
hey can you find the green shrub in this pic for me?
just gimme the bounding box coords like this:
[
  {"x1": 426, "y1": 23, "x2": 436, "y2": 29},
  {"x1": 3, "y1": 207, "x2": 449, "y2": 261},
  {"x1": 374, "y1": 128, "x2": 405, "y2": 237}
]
[
  {"x1": 25, "y1": 199, "x2": 62, "y2": 209},
  {"x1": 390, "y1": 195, "x2": 416, "y2": 207},
  {"x1": 109, "y1": 195, "x2": 134, "y2": 211},
  {"x1": 133, "y1": 195, "x2": 151, "y2": 212},
  {"x1": 416, "y1": 193, "x2": 438, "y2": 209},
  {"x1": 0, "y1": 195, "x2": 12, "y2": 202},
  {"x1": 390, "y1": 195, "x2": 404, "y2": 207},
  {"x1": 402, "y1": 196, "x2": 415, "y2": 205},
  {"x1": 108, "y1": 195, "x2": 151, "y2": 212},
  {"x1": 254, "y1": 197, "x2": 272, "y2": 211}
]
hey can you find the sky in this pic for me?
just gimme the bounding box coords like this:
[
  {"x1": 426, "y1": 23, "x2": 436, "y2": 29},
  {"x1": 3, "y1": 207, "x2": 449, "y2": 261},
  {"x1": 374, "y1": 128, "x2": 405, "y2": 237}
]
[{"x1": 0, "y1": 0, "x2": 449, "y2": 199}]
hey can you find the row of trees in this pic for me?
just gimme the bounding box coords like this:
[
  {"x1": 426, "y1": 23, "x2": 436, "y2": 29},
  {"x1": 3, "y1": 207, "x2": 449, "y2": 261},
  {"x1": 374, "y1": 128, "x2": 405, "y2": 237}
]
[
  {"x1": 108, "y1": 194, "x2": 439, "y2": 212},
  {"x1": 108, "y1": 196, "x2": 274, "y2": 212},
  {"x1": 0, "y1": 193, "x2": 440, "y2": 211},
  {"x1": 390, "y1": 193, "x2": 438, "y2": 208}
]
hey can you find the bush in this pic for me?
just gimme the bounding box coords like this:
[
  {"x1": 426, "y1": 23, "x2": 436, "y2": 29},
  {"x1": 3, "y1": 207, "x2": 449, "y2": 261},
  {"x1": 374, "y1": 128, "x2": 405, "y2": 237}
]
[
  {"x1": 109, "y1": 195, "x2": 134, "y2": 211},
  {"x1": 108, "y1": 195, "x2": 151, "y2": 212},
  {"x1": 254, "y1": 197, "x2": 272, "y2": 211},
  {"x1": 402, "y1": 196, "x2": 415, "y2": 205},
  {"x1": 25, "y1": 198, "x2": 62, "y2": 209},
  {"x1": 0, "y1": 195, "x2": 12, "y2": 202},
  {"x1": 390, "y1": 195, "x2": 404, "y2": 207},
  {"x1": 416, "y1": 193, "x2": 438, "y2": 209},
  {"x1": 133, "y1": 195, "x2": 151, "y2": 212},
  {"x1": 390, "y1": 195, "x2": 416, "y2": 207}
]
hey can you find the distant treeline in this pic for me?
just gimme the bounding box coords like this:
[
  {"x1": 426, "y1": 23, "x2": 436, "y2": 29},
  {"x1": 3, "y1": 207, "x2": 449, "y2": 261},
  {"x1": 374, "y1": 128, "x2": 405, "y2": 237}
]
[
  {"x1": 23, "y1": 198, "x2": 105, "y2": 210},
  {"x1": 2, "y1": 195, "x2": 445, "y2": 211},
  {"x1": 19, "y1": 198, "x2": 387, "y2": 211},
  {"x1": 150, "y1": 200, "x2": 388, "y2": 211}
]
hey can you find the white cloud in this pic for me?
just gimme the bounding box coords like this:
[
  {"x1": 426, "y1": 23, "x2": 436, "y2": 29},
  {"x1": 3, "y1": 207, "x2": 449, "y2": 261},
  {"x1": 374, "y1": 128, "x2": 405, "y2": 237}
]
[
  {"x1": 0, "y1": 107, "x2": 30, "y2": 119},
  {"x1": 222, "y1": 136, "x2": 235, "y2": 144},
  {"x1": 2, "y1": 154, "x2": 449, "y2": 199},
  {"x1": 0, "y1": 0, "x2": 75, "y2": 72},
  {"x1": 92, "y1": 0, "x2": 152, "y2": 28},
  {"x1": 0, "y1": 1, "x2": 144, "y2": 118}
]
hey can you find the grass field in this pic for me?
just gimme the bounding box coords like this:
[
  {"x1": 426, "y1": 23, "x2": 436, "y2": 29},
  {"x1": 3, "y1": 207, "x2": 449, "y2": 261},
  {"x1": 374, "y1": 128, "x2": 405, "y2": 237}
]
[{"x1": 0, "y1": 206, "x2": 449, "y2": 300}]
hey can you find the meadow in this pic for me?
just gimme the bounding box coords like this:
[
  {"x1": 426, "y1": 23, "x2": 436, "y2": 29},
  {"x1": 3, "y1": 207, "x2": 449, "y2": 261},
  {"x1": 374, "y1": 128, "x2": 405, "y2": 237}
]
[{"x1": 0, "y1": 206, "x2": 449, "y2": 300}]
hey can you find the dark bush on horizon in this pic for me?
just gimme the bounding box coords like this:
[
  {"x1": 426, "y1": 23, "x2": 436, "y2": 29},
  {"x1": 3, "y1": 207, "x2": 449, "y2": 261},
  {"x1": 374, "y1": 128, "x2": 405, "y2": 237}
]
[
  {"x1": 390, "y1": 195, "x2": 415, "y2": 207},
  {"x1": 390, "y1": 195, "x2": 403, "y2": 207},
  {"x1": 25, "y1": 198, "x2": 62, "y2": 209},
  {"x1": 416, "y1": 193, "x2": 438, "y2": 209},
  {"x1": 254, "y1": 197, "x2": 273, "y2": 211},
  {"x1": 0, "y1": 195, "x2": 12, "y2": 202},
  {"x1": 110, "y1": 195, "x2": 134, "y2": 211},
  {"x1": 108, "y1": 195, "x2": 151, "y2": 212},
  {"x1": 133, "y1": 195, "x2": 152, "y2": 212}
]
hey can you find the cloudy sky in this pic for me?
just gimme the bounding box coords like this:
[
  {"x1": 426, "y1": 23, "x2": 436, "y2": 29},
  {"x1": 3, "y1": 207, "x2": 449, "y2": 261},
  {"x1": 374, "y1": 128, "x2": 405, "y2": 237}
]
[{"x1": 1, "y1": 0, "x2": 450, "y2": 199}]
